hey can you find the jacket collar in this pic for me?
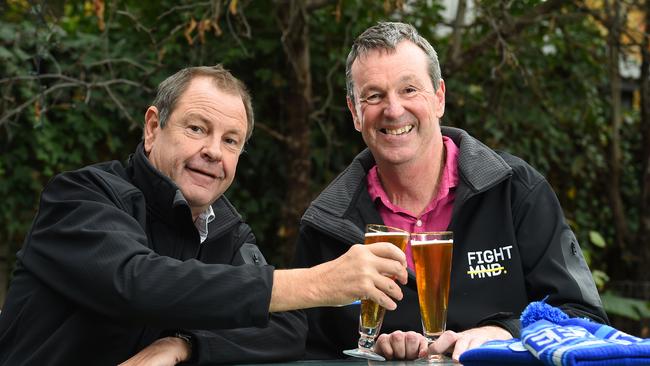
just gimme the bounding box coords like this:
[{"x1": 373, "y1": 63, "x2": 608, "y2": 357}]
[
  {"x1": 209, "y1": 194, "x2": 244, "y2": 239},
  {"x1": 128, "y1": 142, "x2": 191, "y2": 226},
  {"x1": 442, "y1": 126, "x2": 512, "y2": 193}
]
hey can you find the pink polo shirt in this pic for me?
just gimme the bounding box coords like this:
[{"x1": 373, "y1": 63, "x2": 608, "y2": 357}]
[{"x1": 367, "y1": 136, "x2": 460, "y2": 270}]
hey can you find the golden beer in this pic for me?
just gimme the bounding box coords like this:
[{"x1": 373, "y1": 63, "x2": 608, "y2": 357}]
[
  {"x1": 343, "y1": 225, "x2": 410, "y2": 361},
  {"x1": 359, "y1": 229, "x2": 409, "y2": 330},
  {"x1": 360, "y1": 300, "x2": 386, "y2": 330},
  {"x1": 412, "y1": 234, "x2": 453, "y2": 341}
]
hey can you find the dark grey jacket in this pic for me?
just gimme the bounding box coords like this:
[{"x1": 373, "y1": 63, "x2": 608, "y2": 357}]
[
  {"x1": 294, "y1": 127, "x2": 607, "y2": 359},
  {"x1": 0, "y1": 143, "x2": 306, "y2": 365}
]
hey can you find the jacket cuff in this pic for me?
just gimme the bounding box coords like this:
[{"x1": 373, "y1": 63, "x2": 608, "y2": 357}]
[
  {"x1": 160, "y1": 329, "x2": 198, "y2": 364},
  {"x1": 476, "y1": 312, "x2": 521, "y2": 338}
]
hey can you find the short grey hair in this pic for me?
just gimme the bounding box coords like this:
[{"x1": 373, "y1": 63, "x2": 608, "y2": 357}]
[
  {"x1": 151, "y1": 65, "x2": 254, "y2": 141},
  {"x1": 345, "y1": 22, "x2": 442, "y2": 104}
]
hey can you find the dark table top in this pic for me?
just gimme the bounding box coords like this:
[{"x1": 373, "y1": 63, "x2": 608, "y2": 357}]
[{"x1": 239, "y1": 360, "x2": 461, "y2": 365}]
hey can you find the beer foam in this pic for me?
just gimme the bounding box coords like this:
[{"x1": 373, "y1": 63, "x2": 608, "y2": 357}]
[
  {"x1": 365, "y1": 231, "x2": 409, "y2": 237},
  {"x1": 410, "y1": 239, "x2": 453, "y2": 246}
]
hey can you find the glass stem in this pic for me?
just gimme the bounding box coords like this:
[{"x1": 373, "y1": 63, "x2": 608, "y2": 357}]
[{"x1": 358, "y1": 333, "x2": 376, "y2": 349}]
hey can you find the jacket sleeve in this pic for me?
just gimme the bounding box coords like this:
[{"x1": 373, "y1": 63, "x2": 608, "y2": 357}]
[
  {"x1": 20, "y1": 169, "x2": 273, "y2": 330},
  {"x1": 482, "y1": 174, "x2": 609, "y2": 336},
  {"x1": 179, "y1": 231, "x2": 307, "y2": 364},
  {"x1": 183, "y1": 311, "x2": 307, "y2": 365}
]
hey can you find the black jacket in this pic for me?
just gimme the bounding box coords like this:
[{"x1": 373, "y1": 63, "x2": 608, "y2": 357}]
[
  {"x1": 0, "y1": 143, "x2": 306, "y2": 365},
  {"x1": 294, "y1": 127, "x2": 608, "y2": 359}
]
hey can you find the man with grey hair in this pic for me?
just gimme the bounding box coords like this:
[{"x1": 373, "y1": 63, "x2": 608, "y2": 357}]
[
  {"x1": 0, "y1": 65, "x2": 408, "y2": 365},
  {"x1": 294, "y1": 21, "x2": 607, "y2": 361}
]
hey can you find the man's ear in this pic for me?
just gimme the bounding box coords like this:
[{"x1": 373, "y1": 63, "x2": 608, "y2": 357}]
[
  {"x1": 143, "y1": 106, "x2": 160, "y2": 154},
  {"x1": 347, "y1": 96, "x2": 362, "y2": 132},
  {"x1": 434, "y1": 79, "x2": 446, "y2": 119}
]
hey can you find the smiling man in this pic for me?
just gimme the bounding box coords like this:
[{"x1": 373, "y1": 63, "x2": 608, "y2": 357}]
[
  {"x1": 293, "y1": 22, "x2": 608, "y2": 362},
  {"x1": 0, "y1": 65, "x2": 408, "y2": 366}
]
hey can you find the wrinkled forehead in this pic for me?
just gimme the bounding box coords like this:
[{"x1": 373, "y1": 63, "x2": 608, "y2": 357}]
[
  {"x1": 352, "y1": 44, "x2": 429, "y2": 80},
  {"x1": 352, "y1": 46, "x2": 397, "y2": 67}
]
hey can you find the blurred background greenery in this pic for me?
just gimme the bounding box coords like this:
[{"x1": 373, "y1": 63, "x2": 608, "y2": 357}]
[{"x1": 1, "y1": 0, "x2": 649, "y2": 335}]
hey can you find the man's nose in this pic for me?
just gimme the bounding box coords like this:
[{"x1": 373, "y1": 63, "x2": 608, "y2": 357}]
[
  {"x1": 383, "y1": 92, "x2": 405, "y2": 119},
  {"x1": 201, "y1": 138, "x2": 223, "y2": 161}
]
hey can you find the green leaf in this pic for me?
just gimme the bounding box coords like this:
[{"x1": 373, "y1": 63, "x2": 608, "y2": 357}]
[
  {"x1": 589, "y1": 231, "x2": 606, "y2": 248},
  {"x1": 0, "y1": 24, "x2": 15, "y2": 42},
  {"x1": 0, "y1": 46, "x2": 12, "y2": 60},
  {"x1": 601, "y1": 291, "x2": 650, "y2": 321},
  {"x1": 12, "y1": 47, "x2": 30, "y2": 61},
  {"x1": 591, "y1": 269, "x2": 609, "y2": 289}
]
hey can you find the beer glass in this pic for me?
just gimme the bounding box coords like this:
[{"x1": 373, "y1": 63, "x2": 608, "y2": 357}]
[
  {"x1": 411, "y1": 231, "x2": 454, "y2": 363},
  {"x1": 343, "y1": 224, "x2": 409, "y2": 361}
]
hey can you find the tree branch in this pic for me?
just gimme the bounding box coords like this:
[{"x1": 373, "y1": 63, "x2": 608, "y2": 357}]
[
  {"x1": 86, "y1": 58, "x2": 152, "y2": 72},
  {"x1": 116, "y1": 9, "x2": 158, "y2": 47},
  {"x1": 273, "y1": 0, "x2": 336, "y2": 12},
  {"x1": 636, "y1": 1, "x2": 650, "y2": 278},
  {"x1": 156, "y1": 2, "x2": 211, "y2": 21},
  {"x1": 277, "y1": 1, "x2": 309, "y2": 88},
  {"x1": 255, "y1": 122, "x2": 297, "y2": 148},
  {"x1": 0, "y1": 82, "x2": 78, "y2": 128},
  {"x1": 103, "y1": 84, "x2": 138, "y2": 127},
  {"x1": 0, "y1": 75, "x2": 150, "y2": 128},
  {"x1": 305, "y1": 0, "x2": 337, "y2": 12},
  {"x1": 575, "y1": 0, "x2": 646, "y2": 48},
  {"x1": 603, "y1": 0, "x2": 629, "y2": 251},
  {"x1": 445, "y1": 0, "x2": 566, "y2": 75},
  {"x1": 226, "y1": 4, "x2": 250, "y2": 55},
  {"x1": 449, "y1": 0, "x2": 467, "y2": 65},
  {"x1": 309, "y1": 18, "x2": 352, "y2": 123}
]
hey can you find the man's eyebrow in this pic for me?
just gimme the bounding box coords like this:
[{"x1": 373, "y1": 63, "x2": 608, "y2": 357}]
[
  {"x1": 359, "y1": 84, "x2": 383, "y2": 94},
  {"x1": 182, "y1": 112, "x2": 211, "y2": 124},
  {"x1": 225, "y1": 126, "x2": 247, "y2": 139},
  {"x1": 398, "y1": 74, "x2": 421, "y2": 84},
  {"x1": 359, "y1": 75, "x2": 423, "y2": 93}
]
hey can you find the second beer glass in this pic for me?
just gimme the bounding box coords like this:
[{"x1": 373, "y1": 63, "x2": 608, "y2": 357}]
[
  {"x1": 411, "y1": 231, "x2": 454, "y2": 363},
  {"x1": 343, "y1": 224, "x2": 409, "y2": 361}
]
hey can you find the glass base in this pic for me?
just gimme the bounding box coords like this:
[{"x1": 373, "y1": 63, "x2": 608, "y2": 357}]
[
  {"x1": 415, "y1": 353, "x2": 455, "y2": 364},
  {"x1": 343, "y1": 347, "x2": 386, "y2": 361}
]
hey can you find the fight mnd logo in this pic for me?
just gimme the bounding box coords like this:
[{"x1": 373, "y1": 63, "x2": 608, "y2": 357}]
[{"x1": 466, "y1": 245, "x2": 512, "y2": 279}]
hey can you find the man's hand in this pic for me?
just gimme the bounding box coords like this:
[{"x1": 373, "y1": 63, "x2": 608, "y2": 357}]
[
  {"x1": 271, "y1": 242, "x2": 407, "y2": 312},
  {"x1": 374, "y1": 331, "x2": 428, "y2": 360},
  {"x1": 428, "y1": 326, "x2": 512, "y2": 361},
  {"x1": 314, "y1": 242, "x2": 408, "y2": 309},
  {"x1": 118, "y1": 337, "x2": 190, "y2": 366}
]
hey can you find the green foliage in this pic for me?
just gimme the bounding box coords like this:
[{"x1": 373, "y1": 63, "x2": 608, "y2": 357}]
[
  {"x1": 601, "y1": 291, "x2": 650, "y2": 321},
  {"x1": 0, "y1": 4, "x2": 144, "y2": 275},
  {"x1": 592, "y1": 269, "x2": 610, "y2": 290},
  {"x1": 589, "y1": 231, "x2": 607, "y2": 249}
]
